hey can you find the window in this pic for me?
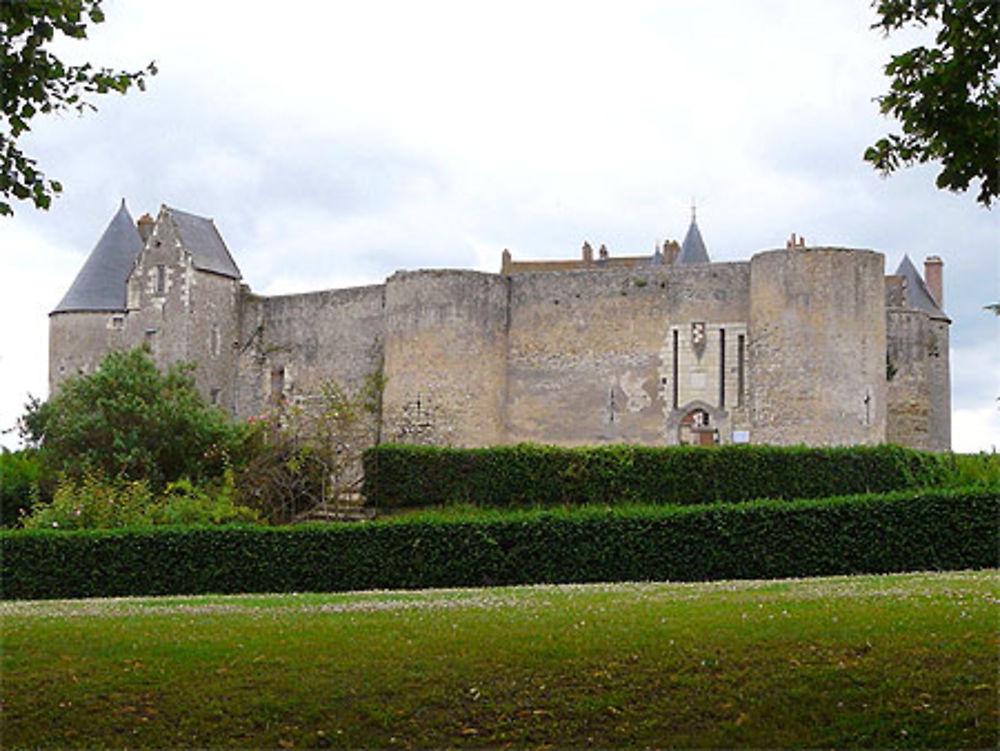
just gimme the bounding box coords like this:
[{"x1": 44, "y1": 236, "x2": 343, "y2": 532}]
[
  {"x1": 737, "y1": 334, "x2": 746, "y2": 407},
  {"x1": 154, "y1": 265, "x2": 166, "y2": 295},
  {"x1": 110, "y1": 314, "x2": 124, "y2": 330},
  {"x1": 672, "y1": 329, "x2": 679, "y2": 410},
  {"x1": 210, "y1": 388, "x2": 221, "y2": 406},
  {"x1": 719, "y1": 328, "x2": 726, "y2": 408},
  {"x1": 211, "y1": 325, "x2": 221, "y2": 357},
  {"x1": 270, "y1": 367, "x2": 285, "y2": 405}
]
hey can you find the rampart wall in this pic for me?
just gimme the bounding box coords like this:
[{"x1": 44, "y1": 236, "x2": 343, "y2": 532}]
[
  {"x1": 235, "y1": 285, "x2": 386, "y2": 419},
  {"x1": 505, "y1": 263, "x2": 750, "y2": 445}
]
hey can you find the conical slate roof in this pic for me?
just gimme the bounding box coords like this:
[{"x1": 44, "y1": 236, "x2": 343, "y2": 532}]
[
  {"x1": 894, "y1": 254, "x2": 945, "y2": 316},
  {"x1": 677, "y1": 217, "x2": 710, "y2": 264},
  {"x1": 52, "y1": 200, "x2": 143, "y2": 313}
]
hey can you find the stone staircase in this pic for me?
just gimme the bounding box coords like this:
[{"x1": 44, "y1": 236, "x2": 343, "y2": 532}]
[{"x1": 291, "y1": 493, "x2": 376, "y2": 524}]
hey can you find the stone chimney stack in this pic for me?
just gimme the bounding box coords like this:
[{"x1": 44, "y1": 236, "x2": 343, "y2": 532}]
[
  {"x1": 582, "y1": 241, "x2": 593, "y2": 264},
  {"x1": 924, "y1": 255, "x2": 943, "y2": 307},
  {"x1": 137, "y1": 213, "x2": 154, "y2": 243}
]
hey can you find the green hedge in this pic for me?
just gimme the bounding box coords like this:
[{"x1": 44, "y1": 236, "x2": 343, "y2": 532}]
[
  {"x1": 362, "y1": 443, "x2": 948, "y2": 509},
  {"x1": 2, "y1": 487, "x2": 995, "y2": 600}
]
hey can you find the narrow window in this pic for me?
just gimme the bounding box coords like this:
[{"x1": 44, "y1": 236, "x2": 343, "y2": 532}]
[
  {"x1": 737, "y1": 334, "x2": 745, "y2": 407},
  {"x1": 719, "y1": 328, "x2": 726, "y2": 408},
  {"x1": 672, "y1": 329, "x2": 679, "y2": 410},
  {"x1": 210, "y1": 388, "x2": 221, "y2": 406},
  {"x1": 155, "y1": 265, "x2": 166, "y2": 294},
  {"x1": 270, "y1": 367, "x2": 285, "y2": 405},
  {"x1": 211, "y1": 325, "x2": 221, "y2": 357}
]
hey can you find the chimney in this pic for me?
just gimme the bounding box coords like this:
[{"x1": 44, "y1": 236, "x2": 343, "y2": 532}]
[
  {"x1": 582, "y1": 241, "x2": 593, "y2": 264},
  {"x1": 137, "y1": 213, "x2": 154, "y2": 243},
  {"x1": 598, "y1": 244, "x2": 609, "y2": 260},
  {"x1": 501, "y1": 248, "x2": 512, "y2": 275},
  {"x1": 662, "y1": 240, "x2": 680, "y2": 265},
  {"x1": 924, "y1": 256, "x2": 943, "y2": 307}
]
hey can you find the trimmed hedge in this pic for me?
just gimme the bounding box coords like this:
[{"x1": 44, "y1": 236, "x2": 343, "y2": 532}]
[
  {"x1": 362, "y1": 443, "x2": 948, "y2": 509},
  {"x1": 2, "y1": 487, "x2": 995, "y2": 600}
]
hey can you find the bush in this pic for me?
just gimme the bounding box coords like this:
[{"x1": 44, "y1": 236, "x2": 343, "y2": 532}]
[
  {"x1": 18, "y1": 472, "x2": 258, "y2": 531},
  {"x1": 362, "y1": 443, "x2": 950, "y2": 509},
  {"x1": 942, "y1": 451, "x2": 1000, "y2": 488},
  {"x1": 20, "y1": 348, "x2": 249, "y2": 490},
  {"x1": 0, "y1": 449, "x2": 45, "y2": 527},
  {"x1": 3, "y1": 486, "x2": 994, "y2": 600}
]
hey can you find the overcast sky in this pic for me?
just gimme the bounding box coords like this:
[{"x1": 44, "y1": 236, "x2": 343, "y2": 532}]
[{"x1": 1, "y1": 0, "x2": 997, "y2": 451}]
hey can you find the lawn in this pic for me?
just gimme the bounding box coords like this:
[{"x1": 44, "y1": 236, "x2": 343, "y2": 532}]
[{"x1": 2, "y1": 569, "x2": 997, "y2": 748}]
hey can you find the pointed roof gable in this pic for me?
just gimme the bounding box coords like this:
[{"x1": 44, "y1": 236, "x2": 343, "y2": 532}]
[
  {"x1": 677, "y1": 217, "x2": 710, "y2": 264},
  {"x1": 52, "y1": 200, "x2": 143, "y2": 313},
  {"x1": 165, "y1": 206, "x2": 241, "y2": 279},
  {"x1": 894, "y1": 254, "x2": 945, "y2": 316}
]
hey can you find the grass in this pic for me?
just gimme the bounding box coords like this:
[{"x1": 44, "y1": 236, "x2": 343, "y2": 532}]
[{"x1": 2, "y1": 570, "x2": 997, "y2": 749}]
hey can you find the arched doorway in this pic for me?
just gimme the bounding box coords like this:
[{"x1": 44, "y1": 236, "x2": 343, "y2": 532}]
[
  {"x1": 665, "y1": 400, "x2": 729, "y2": 446},
  {"x1": 678, "y1": 407, "x2": 718, "y2": 446}
]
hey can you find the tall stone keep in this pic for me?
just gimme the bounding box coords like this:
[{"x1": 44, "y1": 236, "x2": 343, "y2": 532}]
[{"x1": 748, "y1": 248, "x2": 887, "y2": 445}]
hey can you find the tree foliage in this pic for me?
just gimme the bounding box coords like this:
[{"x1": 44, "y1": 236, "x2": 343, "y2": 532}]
[
  {"x1": 236, "y1": 374, "x2": 384, "y2": 524},
  {"x1": 20, "y1": 348, "x2": 246, "y2": 489},
  {"x1": 865, "y1": 0, "x2": 999, "y2": 207},
  {"x1": 1, "y1": 0, "x2": 156, "y2": 216}
]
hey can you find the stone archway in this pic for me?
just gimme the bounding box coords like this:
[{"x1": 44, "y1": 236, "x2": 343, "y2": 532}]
[{"x1": 665, "y1": 400, "x2": 731, "y2": 446}]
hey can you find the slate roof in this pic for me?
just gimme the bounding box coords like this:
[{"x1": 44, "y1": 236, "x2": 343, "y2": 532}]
[
  {"x1": 677, "y1": 217, "x2": 710, "y2": 264},
  {"x1": 166, "y1": 206, "x2": 241, "y2": 279},
  {"x1": 894, "y1": 254, "x2": 946, "y2": 316},
  {"x1": 52, "y1": 201, "x2": 143, "y2": 313}
]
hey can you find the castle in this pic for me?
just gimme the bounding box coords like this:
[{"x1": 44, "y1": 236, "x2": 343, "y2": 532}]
[{"x1": 50, "y1": 201, "x2": 952, "y2": 451}]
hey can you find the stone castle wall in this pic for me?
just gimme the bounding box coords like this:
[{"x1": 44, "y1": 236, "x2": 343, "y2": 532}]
[
  {"x1": 234, "y1": 285, "x2": 386, "y2": 419},
  {"x1": 49, "y1": 231, "x2": 951, "y2": 451},
  {"x1": 505, "y1": 262, "x2": 750, "y2": 445}
]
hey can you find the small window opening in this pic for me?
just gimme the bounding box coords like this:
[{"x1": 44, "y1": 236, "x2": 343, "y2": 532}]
[
  {"x1": 737, "y1": 334, "x2": 746, "y2": 407},
  {"x1": 270, "y1": 367, "x2": 285, "y2": 405},
  {"x1": 719, "y1": 328, "x2": 726, "y2": 408},
  {"x1": 672, "y1": 329, "x2": 679, "y2": 410},
  {"x1": 154, "y1": 265, "x2": 166, "y2": 294}
]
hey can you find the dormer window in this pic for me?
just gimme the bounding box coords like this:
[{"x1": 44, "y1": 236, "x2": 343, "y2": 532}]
[{"x1": 155, "y1": 265, "x2": 166, "y2": 295}]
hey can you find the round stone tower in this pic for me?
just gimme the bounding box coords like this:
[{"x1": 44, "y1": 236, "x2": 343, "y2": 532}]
[
  {"x1": 748, "y1": 247, "x2": 887, "y2": 446},
  {"x1": 381, "y1": 269, "x2": 509, "y2": 447}
]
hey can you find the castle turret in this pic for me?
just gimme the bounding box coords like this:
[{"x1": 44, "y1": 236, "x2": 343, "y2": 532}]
[
  {"x1": 885, "y1": 255, "x2": 951, "y2": 450},
  {"x1": 676, "y1": 214, "x2": 710, "y2": 264},
  {"x1": 49, "y1": 200, "x2": 144, "y2": 392},
  {"x1": 748, "y1": 247, "x2": 887, "y2": 446}
]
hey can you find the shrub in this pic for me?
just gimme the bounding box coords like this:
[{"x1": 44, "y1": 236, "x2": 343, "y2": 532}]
[
  {"x1": 3, "y1": 486, "x2": 994, "y2": 600},
  {"x1": 20, "y1": 348, "x2": 249, "y2": 490},
  {"x1": 362, "y1": 443, "x2": 949, "y2": 509},
  {"x1": 18, "y1": 472, "x2": 259, "y2": 531},
  {"x1": 152, "y1": 475, "x2": 260, "y2": 526},
  {"x1": 943, "y1": 451, "x2": 1000, "y2": 488},
  {"x1": 20, "y1": 473, "x2": 155, "y2": 530},
  {"x1": 0, "y1": 449, "x2": 44, "y2": 527}
]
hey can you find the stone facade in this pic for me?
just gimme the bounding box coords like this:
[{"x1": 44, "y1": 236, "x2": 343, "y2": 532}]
[{"x1": 50, "y1": 203, "x2": 952, "y2": 451}]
